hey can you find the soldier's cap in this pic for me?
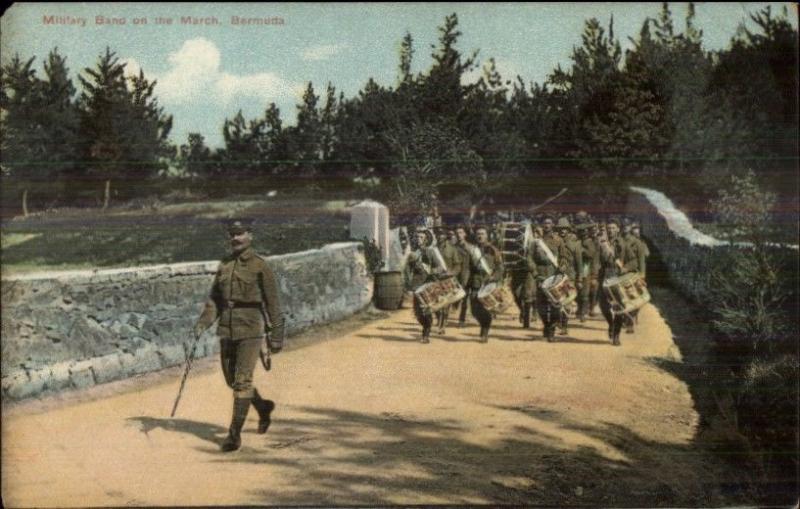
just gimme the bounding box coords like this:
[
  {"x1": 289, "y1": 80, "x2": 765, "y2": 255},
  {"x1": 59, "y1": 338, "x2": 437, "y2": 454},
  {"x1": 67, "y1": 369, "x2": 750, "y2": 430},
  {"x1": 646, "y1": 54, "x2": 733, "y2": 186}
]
[
  {"x1": 540, "y1": 213, "x2": 555, "y2": 222},
  {"x1": 631, "y1": 222, "x2": 641, "y2": 229},
  {"x1": 556, "y1": 217, "x2": 572, "y2": 230},
  {"x1": 227, "y1": 220, "x2": 253, "y2": 235},
  {"x1": 607, "y1": 217, "x2": 621, "y2": 226}
]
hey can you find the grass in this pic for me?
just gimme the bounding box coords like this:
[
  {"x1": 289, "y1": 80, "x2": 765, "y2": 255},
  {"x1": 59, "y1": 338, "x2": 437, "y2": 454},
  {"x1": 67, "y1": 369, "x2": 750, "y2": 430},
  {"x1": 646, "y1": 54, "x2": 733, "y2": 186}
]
[{"x1": 1, "y1": 196, "x2": 352, "y2": 276}]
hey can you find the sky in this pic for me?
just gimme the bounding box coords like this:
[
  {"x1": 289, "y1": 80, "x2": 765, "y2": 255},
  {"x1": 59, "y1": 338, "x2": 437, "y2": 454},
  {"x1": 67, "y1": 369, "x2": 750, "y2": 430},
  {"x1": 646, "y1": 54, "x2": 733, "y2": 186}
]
[{"x1": 2, "y1": 2, "x2": 797, "y2": 148}]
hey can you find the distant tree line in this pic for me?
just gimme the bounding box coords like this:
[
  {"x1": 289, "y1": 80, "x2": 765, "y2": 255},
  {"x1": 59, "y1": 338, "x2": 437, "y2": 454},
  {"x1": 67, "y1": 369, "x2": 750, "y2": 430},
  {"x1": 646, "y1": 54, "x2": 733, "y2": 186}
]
[{"x1": 1, "y1": 3, "x2": 797, "y2": 216}]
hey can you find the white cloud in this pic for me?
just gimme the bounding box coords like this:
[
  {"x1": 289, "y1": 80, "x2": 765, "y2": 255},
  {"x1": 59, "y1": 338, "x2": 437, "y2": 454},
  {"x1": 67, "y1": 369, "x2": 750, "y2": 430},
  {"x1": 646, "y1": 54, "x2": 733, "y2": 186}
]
[
  {"x1": 150, "y1": 37, "x2": 302, "y2": 105},
  {"x1": 300, "y1": 44, "x2": 347, "y2": 61},
  {"x1": 121, "y1": 58, "x2": 141, "y2": 79}
]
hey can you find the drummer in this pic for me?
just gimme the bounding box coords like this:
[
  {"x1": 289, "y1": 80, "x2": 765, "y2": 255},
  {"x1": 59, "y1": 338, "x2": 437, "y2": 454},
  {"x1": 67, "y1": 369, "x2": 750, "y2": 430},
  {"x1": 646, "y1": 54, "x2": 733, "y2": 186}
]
[
  {"x1": 404, "y1": 228, "x2": 446, "y2": 344},
  {"x1": 435, "y1": 228, "x2": 465, "y2": 335},
  {"x1": 556, "y1": 217, "x2": 583, "y2": 335},
  {"x1": 468, "y1": 226, "x2": 505, "y2": 343},
  {"x1": 509, "y1": 225, "x2": 538, "y2": 329},
  {"x1": 532, "y1": 214, "x2": 569, "y2": 342},
  {"x1": 454, "y1": 225, "x2": 474, "y2": 328},
  {"x1": 598, "y1": 218, "x2": 635, "y2": 346}
]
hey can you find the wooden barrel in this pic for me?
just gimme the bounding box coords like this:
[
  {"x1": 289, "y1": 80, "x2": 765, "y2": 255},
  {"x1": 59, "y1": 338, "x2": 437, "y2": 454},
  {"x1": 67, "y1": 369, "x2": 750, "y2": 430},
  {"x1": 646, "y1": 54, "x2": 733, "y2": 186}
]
[{"x1": 373, "y1": 271, "x2": 404, "y2": 310}]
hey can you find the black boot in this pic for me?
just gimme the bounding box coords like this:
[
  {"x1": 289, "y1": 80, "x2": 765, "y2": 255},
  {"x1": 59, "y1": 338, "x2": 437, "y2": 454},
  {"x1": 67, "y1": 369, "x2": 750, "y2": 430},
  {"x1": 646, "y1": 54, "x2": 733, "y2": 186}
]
[
  {"x1": 252, "y1": 390, "x2": 275, "y2": 434},
  {"x1": 420, "y1": 327, "x2": 430, "y2": 344},
  {"x1": 221, "y1": 397, "x2": 251, "y2": 452},
  {"x1": 522, "y1": 306, "x2": 531, "y2": 329},
  {"x1": 480, "y1": 326, "x2": 489, "y2": 343},
  {"x1": 612, "y1": 333, "x2": 621, "y2": 346}
]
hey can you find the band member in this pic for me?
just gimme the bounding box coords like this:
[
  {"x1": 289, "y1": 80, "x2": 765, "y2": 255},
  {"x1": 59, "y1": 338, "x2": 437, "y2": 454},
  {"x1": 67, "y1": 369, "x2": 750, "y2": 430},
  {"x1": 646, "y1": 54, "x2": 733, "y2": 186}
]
[
  {"x1": 532, "y1": 215, "x2": 568, "y2": 342},
  {"x1": 404, "y1": 229, "x2": 446, "y2": 344},
  {"x1": 621, "y1": 220, "x2": 648, "y2": 332},
  {"x1": 510, "y1": 245, "x2": 537, "y2": 329},
  {"x1": 576, "y1": 222, "x2": 600, "y2": 322},
  {"x1": 555, "y1": 217, "x2": 583, "y2": 335},
  {"x1": 468, "y1": 226, "x2": 505, "y2": 342},
  {"x1": 194, "y1": 220, "x2": 283, "y2": 452},
  {"x1": 434, "y1": 228, "x2": 463, "y2": 334},
  {"x1": 587, "y1": 222, "x2": 601, "y2": 316},
  {"x1": 598, "y1": 218, "x2": 635, "y2": 346},
  {"x1": 455, "y1": 225, "x2": 474, "y2": 327}
]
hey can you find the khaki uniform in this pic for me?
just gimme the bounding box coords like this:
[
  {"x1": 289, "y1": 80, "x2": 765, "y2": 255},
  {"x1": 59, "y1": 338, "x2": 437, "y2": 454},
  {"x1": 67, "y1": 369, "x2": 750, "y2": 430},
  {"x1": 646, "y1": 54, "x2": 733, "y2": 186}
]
[
  {"x1": 196, "y1": 247, "x2": 282, "y2": 398},
  {"x1": 435, "y1": 242, "x2": 463, "y2": 330},
  {"x1": 533, "y1": 232, "x2": 568, "y2": 340},
  {"x1": 509, "y1": 249, "x2": 537, "y2": 327},
  {"x1": 599, "y1": 235, "x2": 634, "y2": 344},
  {"x1": 579, "y1": 236, "x2": 600, "y2": 319},
  {"x1": 404, "y1": 247, "x2": 440, "y2": 339},
  {"x1": 455, "y1": 241, "x2": 474, "y2": 324},
  {"x1": 468, "y1": 243, "x2": 504, "y2": 339}
]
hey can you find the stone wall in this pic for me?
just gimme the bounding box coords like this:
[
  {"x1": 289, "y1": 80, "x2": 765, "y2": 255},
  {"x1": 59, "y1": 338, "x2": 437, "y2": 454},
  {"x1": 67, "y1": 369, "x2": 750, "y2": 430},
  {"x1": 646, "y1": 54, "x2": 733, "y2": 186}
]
[
  {"x1": 627, "y1": 186, "x2": 798, "y2": 303},
  {"x1": 1, "y1": 242, "x2": 371, "y2": 401}
]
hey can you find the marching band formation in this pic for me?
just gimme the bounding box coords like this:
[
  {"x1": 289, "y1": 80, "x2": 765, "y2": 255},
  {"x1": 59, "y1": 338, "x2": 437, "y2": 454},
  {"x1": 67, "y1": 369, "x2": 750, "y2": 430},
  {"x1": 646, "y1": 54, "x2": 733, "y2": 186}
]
[{"x1": 403, "y1": 212, "x2": 651, "y2": 346}]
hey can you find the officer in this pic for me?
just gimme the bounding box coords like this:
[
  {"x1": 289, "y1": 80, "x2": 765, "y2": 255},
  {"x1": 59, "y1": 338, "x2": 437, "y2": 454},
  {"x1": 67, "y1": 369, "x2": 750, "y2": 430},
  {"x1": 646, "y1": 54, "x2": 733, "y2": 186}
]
[
  {"x1": 468, "y1": 226, "x2": 505, "y2": 342},
  {"x1": 194, "y1": 220, "x2": 284, "y2": 452}
]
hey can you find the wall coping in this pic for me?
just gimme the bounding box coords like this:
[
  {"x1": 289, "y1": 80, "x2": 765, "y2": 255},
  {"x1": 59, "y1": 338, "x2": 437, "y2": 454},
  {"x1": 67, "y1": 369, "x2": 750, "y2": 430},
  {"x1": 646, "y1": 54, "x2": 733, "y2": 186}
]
[
  {"x1": 2, "y1": 241, "x2": 363, "y2": 283},
  {"x1": 629, "y1": 186, "x2": 798, "y2": 251}
]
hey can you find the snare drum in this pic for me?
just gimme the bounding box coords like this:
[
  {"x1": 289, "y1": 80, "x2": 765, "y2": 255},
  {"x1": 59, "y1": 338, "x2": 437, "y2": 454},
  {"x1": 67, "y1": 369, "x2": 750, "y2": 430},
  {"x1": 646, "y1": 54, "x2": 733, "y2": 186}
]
[
  {"x1": 541, "y1": 274, "x2": 578, "y2": 307},
  {"x1": 414, "y1": 276, "x2": 466, "y2": 314},
  {"x1": 602, "y1": 272, "x2": 650, "y2": 314},
  {"x1": 499, "y1": 222, "x2": 533, "y2": 271},
  {"x1": 477, "y1": 282, "x2": 513, "y2": 314}
]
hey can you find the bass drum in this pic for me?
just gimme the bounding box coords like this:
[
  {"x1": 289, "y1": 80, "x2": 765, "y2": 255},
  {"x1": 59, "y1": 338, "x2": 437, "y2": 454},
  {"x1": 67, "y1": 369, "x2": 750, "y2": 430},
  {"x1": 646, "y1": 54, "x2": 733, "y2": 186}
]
[{"x1": 498, "y1": 222, "x2": 533, "y2": 272}]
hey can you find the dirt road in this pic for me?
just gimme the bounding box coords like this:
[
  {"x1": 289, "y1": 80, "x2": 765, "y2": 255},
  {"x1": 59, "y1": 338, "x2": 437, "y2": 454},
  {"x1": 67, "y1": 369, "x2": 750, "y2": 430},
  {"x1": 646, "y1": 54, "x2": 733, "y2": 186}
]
[{"x1": 2, "y1": 297, "x2": 746, "y2": 507}]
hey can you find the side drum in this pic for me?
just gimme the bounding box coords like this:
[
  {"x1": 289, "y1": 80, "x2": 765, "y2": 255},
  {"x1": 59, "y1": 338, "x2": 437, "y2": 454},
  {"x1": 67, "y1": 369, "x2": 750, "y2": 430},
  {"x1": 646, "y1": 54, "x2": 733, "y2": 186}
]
[
  {"x1": 602, "y1": 272, "x2": 650, "y2": 314},
  {"x1": 373, "y1": 271, "x2": 405, "y2": 310},
  {"x1": 414, "y1": 276, "x2": 466, "y2": 314},
  {"x1": 477, "y1": 282, "x2": 513, "y2": 314},
  {"x1": 541, "y1": 274, "x2": 577, "y2": 307}
]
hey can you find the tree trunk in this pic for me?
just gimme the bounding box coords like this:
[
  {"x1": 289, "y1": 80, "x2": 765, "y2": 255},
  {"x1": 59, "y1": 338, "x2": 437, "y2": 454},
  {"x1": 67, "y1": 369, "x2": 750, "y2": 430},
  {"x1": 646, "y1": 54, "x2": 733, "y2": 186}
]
[
  {"x1": 103, "y1": 180, "x2": 111, "y2": 210},
  {"x1": 22, "y1": 188, "x2": 29, "y2": 217}
]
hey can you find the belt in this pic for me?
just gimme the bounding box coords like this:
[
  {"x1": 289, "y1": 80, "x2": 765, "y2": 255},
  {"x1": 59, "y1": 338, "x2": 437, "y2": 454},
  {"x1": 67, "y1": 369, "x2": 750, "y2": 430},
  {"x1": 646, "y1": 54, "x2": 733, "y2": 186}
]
[{"x1": 224, "y1": 301, "x2": 263, "y2": 309}]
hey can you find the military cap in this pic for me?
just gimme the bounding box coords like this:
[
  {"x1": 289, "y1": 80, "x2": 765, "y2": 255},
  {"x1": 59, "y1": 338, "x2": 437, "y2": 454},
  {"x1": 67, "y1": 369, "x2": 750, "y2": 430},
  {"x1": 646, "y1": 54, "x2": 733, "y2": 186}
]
[
  {"x1": 607, "y1": 217, "x2": 621, "y2": 227},
  {"x1": 556, "y1": 217, "x2": 572, "y2": 230},
  {"x1": 540, "y1": 213, "x2": 555, "y2": 223},
  {"x1": 227, "y1": 219, "x2": 252, "y2": 234}
]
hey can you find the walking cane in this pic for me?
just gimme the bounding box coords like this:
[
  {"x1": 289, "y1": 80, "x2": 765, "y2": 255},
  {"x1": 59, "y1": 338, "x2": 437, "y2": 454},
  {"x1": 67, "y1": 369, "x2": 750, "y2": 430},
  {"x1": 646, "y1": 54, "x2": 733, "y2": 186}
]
[{"x1": 170, "y1": 333, "x2": 201, "y2": 418}]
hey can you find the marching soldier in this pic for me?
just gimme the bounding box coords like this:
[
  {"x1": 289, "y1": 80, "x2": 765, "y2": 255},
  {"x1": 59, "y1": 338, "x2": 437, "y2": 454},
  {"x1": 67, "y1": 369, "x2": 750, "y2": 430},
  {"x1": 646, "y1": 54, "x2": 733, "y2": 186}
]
[
  {"x1": 510, "y1": 247, "x2": 537, "y2": 329},
  {"x1": 468, "y1": 226, "x2": 505, "y2": 342},
  {"x1": 622, "y1": 221, "x2": 649, "y2": 333},
  {"x1": 556, "y1": 217, "x2": 583, "y2": 335},
  {"x1": 434, "y1": 228, "x2": 464, "y2": 334},
  {"x1": 587, "y1": 222, "x2": 602, "y2": 316},
  {"x1": 455, "y1": 225, "x2": 474, "y2": 328},
  {"x1": 404, "y1": 229, "x2": 446, "y2": 344},
  {"x1": 576, "y1": 222, "x2": 600, "y2": 322},
  {"x1": 532, "y1": 215, "x2": 568, "y2": 342},
  {"x1": 598, "y1": 218, "x2": 635, "y2": 346},
  {"x1": 194, "y1": 220, "x2": 284, "y2": 452}
]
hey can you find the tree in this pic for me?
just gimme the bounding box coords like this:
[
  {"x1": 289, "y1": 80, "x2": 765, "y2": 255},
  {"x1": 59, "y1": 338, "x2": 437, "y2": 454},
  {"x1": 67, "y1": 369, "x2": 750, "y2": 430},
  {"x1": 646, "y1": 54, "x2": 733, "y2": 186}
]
[{"x1": 179, "y1": 133, "x2": 212, "y2": 177}]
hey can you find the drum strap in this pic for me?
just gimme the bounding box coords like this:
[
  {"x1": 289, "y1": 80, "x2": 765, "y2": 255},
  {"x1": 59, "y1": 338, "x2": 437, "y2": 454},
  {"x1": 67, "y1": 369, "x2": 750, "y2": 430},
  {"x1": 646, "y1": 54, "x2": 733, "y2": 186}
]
[{"x1": 536, "y1": 238, "x2": 559, "y2": 269}]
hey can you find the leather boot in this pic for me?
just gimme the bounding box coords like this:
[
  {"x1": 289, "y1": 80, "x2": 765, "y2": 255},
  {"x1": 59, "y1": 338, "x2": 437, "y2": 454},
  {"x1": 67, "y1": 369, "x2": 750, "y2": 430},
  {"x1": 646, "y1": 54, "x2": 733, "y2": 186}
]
[
  {"x1": 480, "y1": 326, "x2": 489, "y2": 343},
  {"x1": 612, "y1": 333, "x2": 621, "y2": 346},
  {"x1": 221, "y1": 397, "x2": 251, "y2": 452},
  {"x1": 522, "y1": 306, "x2": 531, "y2": 329},
  {"x1": 420, "y1": 327, "x2": 430, "y2": 344},
  {"x1": 252, "y1": 390, "x2": 275, "y2": 434}
]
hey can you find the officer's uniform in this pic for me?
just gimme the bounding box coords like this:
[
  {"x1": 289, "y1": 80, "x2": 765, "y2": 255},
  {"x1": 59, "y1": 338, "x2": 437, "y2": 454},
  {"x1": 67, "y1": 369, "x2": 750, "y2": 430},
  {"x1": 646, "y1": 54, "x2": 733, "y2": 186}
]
[
  {"x1": 195, "y1": 223, "x2": 284, "y2": 452},
  {"x1": 468, "y1": 241, "x2": 504, "y2": 342}
]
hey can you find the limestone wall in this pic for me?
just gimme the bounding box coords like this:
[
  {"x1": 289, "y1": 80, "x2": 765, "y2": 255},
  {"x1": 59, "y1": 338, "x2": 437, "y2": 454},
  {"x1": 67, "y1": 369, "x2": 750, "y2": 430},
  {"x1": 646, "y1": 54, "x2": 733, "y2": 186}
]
[
  {"x1": 627, "y1": 186, "x2": 797, "y2": 303},
  {"x1": 1, "y1": 242, "x2": 371, "y2": 401}
]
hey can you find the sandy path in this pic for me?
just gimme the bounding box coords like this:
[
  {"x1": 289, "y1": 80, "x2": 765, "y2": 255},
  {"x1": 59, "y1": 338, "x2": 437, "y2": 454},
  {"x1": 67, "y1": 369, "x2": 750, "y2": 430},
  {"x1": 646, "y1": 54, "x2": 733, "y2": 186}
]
[{"x1": 2, "y1": 300, "x2": 742, "y2": 507}]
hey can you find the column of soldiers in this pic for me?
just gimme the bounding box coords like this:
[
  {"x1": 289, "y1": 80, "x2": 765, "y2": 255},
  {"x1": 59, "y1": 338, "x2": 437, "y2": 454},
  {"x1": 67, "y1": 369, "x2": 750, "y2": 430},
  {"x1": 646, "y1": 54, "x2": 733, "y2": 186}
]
[
  {"x1": 192, "y1": 216, "x2": 649, "y2": 452},
  {"x1": 402, "y1": 212, "x2": 649, "y2": 345}
]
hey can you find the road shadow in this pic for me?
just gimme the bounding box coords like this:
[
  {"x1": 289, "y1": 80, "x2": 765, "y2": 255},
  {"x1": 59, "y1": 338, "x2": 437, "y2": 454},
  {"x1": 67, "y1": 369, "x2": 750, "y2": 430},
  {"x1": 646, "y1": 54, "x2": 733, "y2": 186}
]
[
  {"x1": 356, "y1": 333, "x2": 421, "y2": 343},
  {"x1": 126, "y1": 416, "x2": 225, "y2": 446},
  {"x1": 205, "y1": 404, "x2": 752, "y2": 507}
]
